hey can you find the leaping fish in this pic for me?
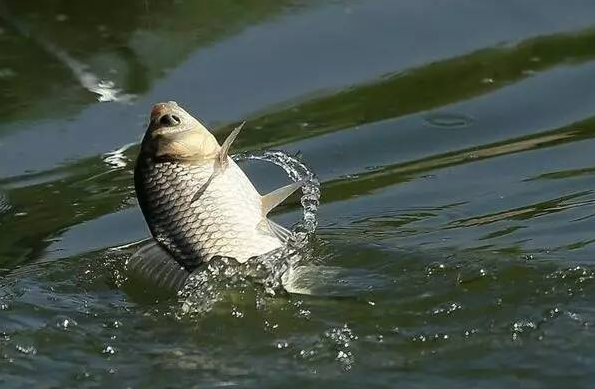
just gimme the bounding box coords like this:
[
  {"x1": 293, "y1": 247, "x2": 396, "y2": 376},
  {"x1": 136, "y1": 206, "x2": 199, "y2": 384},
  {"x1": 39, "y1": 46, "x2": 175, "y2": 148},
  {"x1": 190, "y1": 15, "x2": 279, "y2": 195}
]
[{"x1": 131, "y1": 101, "x2": 303, "y2": 284}]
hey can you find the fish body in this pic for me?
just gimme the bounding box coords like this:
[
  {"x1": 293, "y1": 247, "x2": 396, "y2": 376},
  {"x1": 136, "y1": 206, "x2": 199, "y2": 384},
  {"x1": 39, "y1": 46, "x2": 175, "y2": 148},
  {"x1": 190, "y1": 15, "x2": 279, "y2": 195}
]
[{"x1": 134, "y1": 101, "x2": 300, "y2": 270}]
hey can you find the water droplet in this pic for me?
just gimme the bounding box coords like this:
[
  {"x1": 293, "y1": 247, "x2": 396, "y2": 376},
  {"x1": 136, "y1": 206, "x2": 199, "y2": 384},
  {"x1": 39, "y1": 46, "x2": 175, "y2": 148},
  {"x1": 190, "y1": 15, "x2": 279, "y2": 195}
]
[
  {"x1": 102, "y1": 142, "x2": 135, "y2": 168},
  {"x1": 299, "y1": 349, "x2": 316, "y2": 359},
  {"x1": 15, "y1": 345, "x2": 37, "y2": 355},
  {"x1": 108, "y1": 320, "x2": 122, "y2": 329},
  {"x1": 231, "y1": 307, "x2": 244, "y2": 318},
  {"x1": 57, "y1": 317, "x2": 77, "y2": 329}
]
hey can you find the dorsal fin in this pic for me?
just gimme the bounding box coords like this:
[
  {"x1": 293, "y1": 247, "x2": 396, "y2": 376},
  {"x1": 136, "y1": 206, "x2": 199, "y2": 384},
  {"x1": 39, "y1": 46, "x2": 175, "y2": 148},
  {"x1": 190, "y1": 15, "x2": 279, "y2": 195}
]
[
  {"x1": 218, "y1": 121, "x2": 245, "y2": 167},
  {"x1": 261, "y1": 180, "x2": 305, "y2": 215},
  {"x1": 191, "y1": 121, "x2": 245, "y2": 203}
]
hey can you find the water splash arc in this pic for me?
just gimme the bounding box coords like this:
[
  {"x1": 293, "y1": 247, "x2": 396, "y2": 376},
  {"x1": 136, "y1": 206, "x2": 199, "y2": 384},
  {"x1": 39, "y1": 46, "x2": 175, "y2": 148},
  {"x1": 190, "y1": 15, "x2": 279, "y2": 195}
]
[{"x1": 178, "y1": 149, "x2": 320, "y2": 313}]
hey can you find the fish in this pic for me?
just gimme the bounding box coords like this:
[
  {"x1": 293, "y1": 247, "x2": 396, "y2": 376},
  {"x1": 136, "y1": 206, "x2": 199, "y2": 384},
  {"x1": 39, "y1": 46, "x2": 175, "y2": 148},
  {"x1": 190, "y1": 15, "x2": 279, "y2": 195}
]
[{"x1": 131, "y1": 101, "x2": 303, "y2": 283}]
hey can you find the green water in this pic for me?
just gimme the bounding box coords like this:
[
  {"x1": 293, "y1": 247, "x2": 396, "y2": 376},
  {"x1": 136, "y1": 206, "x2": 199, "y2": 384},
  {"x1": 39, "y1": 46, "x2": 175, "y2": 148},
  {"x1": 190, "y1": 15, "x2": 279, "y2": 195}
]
[{"x1": 2, "y1": 0, "x2": 595, "y2": 387}]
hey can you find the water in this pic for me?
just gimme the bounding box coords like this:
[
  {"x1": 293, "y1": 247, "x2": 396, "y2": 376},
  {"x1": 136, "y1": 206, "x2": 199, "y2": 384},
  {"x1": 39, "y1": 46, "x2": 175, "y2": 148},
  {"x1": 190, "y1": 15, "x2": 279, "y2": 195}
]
[{"x1": 2, "y1": 0, "x2": 595, "y2": 387}]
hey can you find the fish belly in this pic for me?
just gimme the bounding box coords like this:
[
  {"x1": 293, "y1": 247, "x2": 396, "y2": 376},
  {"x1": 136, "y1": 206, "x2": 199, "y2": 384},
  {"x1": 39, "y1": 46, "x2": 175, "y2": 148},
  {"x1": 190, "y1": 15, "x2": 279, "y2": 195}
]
[{"x1": 135, "y1": 157, "x2": 283, "y2": 269}]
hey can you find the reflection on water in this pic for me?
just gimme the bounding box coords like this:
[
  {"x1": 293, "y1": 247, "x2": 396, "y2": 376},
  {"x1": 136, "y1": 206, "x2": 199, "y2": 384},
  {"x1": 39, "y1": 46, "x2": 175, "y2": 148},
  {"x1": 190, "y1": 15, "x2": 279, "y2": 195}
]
[{"x1": 2, "y1": 0, "x2": 595, "y2": 387}]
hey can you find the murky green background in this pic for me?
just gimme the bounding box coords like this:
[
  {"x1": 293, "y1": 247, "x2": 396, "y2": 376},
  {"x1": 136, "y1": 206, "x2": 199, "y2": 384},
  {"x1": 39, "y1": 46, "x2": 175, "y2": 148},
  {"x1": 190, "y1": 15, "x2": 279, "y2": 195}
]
[{"x1": 2, "y1": 0, "x2": 595, "y2": 387}]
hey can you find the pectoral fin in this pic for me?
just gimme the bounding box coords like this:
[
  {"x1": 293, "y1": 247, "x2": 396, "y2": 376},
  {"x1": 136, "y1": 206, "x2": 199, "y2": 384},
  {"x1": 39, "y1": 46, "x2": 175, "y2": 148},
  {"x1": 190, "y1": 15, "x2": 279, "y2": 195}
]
[
  {"x1": 191, "y1": 173, "x2": 216, "y2": 203},
  {"x1": 261, "y1": 180, "x2": 305, "y2": 215}
]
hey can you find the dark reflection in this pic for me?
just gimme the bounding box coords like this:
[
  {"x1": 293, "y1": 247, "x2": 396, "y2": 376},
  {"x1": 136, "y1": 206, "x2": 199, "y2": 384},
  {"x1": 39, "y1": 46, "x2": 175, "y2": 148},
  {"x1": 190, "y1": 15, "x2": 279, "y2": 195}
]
[
  {"x1": 0, "y1": 0, "x2": 297, "y2": 126},
  {"x1": 449, "y1": 192, "x2": 594, "y2": 228},
  {"x1": 227, "y1": 28, "x2": 595, "y2": 150},
  {"x1": 526, "y1": 165, "x2": 595, "y2": 181},
  {"x1": 0, "y1": 157, "x2": 133, "y2": 270},
  {"x1": 322, "y1": 116, "x2": 595, "y2": 203}
]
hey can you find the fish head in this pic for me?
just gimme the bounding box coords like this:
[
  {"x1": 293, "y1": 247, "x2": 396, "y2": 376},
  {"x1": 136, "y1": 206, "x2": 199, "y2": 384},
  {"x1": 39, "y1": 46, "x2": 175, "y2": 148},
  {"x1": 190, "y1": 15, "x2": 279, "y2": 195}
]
[{"x1": 141, "y1": 101, "x2": 220, "y2": 161}]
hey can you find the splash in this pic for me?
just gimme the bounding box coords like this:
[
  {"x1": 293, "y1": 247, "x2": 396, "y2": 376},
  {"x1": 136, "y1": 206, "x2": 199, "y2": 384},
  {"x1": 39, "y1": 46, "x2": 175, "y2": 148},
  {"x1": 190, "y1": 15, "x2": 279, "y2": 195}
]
[
  {"x1": 233, "y1": 150, "x2": 320, "y2": 237},
  {"x1": 178, "y1": 150, "x2": 320, "y2": 314},
  {"x1": 102, "y1": 142, "x2": 136, "y2": 168}
]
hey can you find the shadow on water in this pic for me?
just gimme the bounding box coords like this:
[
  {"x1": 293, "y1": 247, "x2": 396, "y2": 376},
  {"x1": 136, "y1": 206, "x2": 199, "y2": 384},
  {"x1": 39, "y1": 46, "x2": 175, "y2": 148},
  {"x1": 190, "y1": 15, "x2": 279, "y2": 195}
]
[
  {"x1": 0, "y1": 0, "x2": 301, "y2": 126},
  {"x1": 323, "y1": 117, "x2": 595, "y2": 201},
  {"x1": 230, "y1": 28, "x2": 595, "y2": 149}
]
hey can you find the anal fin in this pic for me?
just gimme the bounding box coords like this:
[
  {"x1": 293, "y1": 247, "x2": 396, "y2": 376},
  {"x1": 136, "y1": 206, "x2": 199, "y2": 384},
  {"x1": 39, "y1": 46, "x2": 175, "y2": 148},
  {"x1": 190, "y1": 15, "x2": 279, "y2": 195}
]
[{"x1": 268, "y1": 219, "x2": 292, "y2": 242}]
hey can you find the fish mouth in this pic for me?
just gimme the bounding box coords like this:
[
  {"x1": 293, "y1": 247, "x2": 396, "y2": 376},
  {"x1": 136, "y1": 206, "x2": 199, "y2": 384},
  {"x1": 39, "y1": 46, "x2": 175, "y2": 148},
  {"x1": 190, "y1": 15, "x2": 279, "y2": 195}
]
[
  {"x1": 150, "y1": 101, "x2": 186, "y2": 134},
  {"x1": 146, "y1": 102, "x2": 193, "y2": 159},
  {"x1": 151, "y1": 101, "x2": 179, "y2": 120}
]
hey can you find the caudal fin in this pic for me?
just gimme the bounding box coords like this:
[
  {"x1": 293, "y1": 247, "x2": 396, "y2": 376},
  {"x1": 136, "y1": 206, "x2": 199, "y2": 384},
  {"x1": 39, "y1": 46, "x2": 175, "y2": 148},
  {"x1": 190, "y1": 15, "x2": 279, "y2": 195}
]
[{"x1": 126, "y1": 240, "x2": 190, "y2": 291}]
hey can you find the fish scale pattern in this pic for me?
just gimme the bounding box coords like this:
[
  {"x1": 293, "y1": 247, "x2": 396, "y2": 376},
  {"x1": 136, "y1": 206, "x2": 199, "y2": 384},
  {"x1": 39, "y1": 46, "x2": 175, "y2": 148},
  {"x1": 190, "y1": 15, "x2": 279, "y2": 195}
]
[{"x1": 135, "y1": 156, "x2": 283, "y2": 269}]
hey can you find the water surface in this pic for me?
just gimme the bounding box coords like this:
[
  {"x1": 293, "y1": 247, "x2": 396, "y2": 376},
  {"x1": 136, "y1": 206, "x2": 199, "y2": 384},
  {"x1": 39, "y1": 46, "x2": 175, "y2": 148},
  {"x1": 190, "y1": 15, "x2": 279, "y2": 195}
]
[{"x1": 2, "y1": 1, "x2": 595, "y2": 387}]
